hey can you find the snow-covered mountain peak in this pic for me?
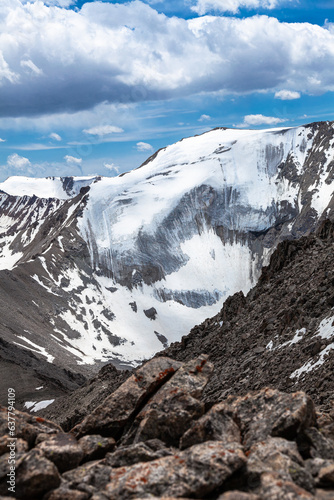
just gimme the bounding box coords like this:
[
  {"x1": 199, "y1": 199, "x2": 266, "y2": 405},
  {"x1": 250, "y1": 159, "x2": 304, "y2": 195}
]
[
  {"x1": 0, "y1": 121, "x2": 333, "y2": 374},
  {"x1": 0, "y1": 175, "x2": 100, "y2": 200}
]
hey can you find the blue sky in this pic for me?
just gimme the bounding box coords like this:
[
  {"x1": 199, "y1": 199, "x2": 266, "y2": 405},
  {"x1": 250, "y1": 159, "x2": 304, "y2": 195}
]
[{"x1": 1, "y1": 0, "x2": 334, "y2": 180}]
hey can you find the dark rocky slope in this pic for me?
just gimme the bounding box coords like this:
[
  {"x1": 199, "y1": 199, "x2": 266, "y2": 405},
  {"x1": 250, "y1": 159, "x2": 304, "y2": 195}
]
[
  {"x1": 1, "y1": 355, "x2": 334, "y2": 499},
  {"x1": 157, "y1": 218, "x2": 334, "y2": 411}
]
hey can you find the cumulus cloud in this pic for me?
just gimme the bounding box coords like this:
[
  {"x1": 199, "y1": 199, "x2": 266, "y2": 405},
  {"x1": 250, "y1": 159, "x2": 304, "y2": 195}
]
[
  {"x1": 238, "y1": 114, "x2": 287, "y2": 127},
  {"x1": 7, "y1": 153, "x2": 31, "y2": 171},
  {"x1": 83, "y1": 125, "x2": 124, "y2": 136},
  {"x1": 104, "y1": 162, "x2": 120, "y2": 175},
  {"x1": 191, "y1": 0, "x2": 282, "y2": 15},
  {"x1": 21, "y1": 0, "x2": 76, "y2": 6},
  {"x1": 275, "y1": 90, "x2": 301, "y2": 100},
  {"x1": 136, "y1": 142, "x2": 154, "y2": 152},
  {"x1": 0, "y1": 1, "x2": 334, "y2": 119},
  {"x1": 199, "y1": 114, "x2": 211, "y2": 121},
  {"x1": 49, "y1": 132, "x2": 62, "y2": 141},
  {"x1": 64, "y1": 155, "x2": 82, "y2": 165}
]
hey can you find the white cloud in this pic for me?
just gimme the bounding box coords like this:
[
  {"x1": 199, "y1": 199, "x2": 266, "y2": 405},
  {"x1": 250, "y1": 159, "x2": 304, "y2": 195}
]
[
  {"x1": 21, "y1": 0, "x2": 76, "y2": 6},
  {"x1": 104, "y1": 162, "x2": 120, "y2": 175},
  {"x1": 0, "y1": 1, "x2": 333, "y2": 120},
  {"x1": 275, "y1": 90, "x2": 301, "y2": 100},
  {"x1": 136, "y1": 142, "x2": 154, "y2": 152},
  {"x1": 83, "y1": 125, "x2": 124, "y2": 136},
  {"x1": 7, "y1": 153, "x2": 31, "y2": 171},
  {"x1": 64, "y1": 155, "x2": 82, "y2": 165},
  {"x1": 20, "y1": 59, "x2": 43, "y2": 76},
  {"x1": 0, "y1": 138, "x2": 6, "y2": 143},
  {"x1": 239, "y1": 114, "x2": 287, "y2": 127},
  {"x1": 191, "y1": 0, "x2": 283, "y2": 15},
  {"x1": 198, "y1": 114, "x2": 211, "y2": 121},
  {"x1": 49, "y1": 132, "x2": 62, "y2": 141}
]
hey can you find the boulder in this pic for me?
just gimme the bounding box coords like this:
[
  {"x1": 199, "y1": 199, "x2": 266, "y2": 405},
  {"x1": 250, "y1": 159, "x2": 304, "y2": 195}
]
[
  {"x1": 0, "y1": 435, "x2": 28, "y2": 456},
  {"x1": 62, "y1": 461, "x2": 112, "y2": 491},
  {"x1": 258, "y1": 471, "x2": 314, "y2": 499},
  {"x1": 317, "y1": 463, "x2": 334, "y2": 487},
  {"x1": 105, "y1": 439, "x2": 173, "y2": 467},
  {"x1": 180, "y1": 401, "x2": 240, "y2": 449},
  {"x1": 15, "y1": 448, "x2": 61, "y2": 499},
  {"x1": 303, "y1": 427, "x2": 334, "y2": 460},
  {"x1": 122, "y1": 354, "x2": 212, "y2": 446},
  {"x1": 0, "y1": 406, "x2": 61, "y2": 447},
  {"x1": 78, "y1": 435, "x2": 116, "y2": 462},
  {"x1": 105, "y1": 441, "x2": 246, "y2": 499},
  {"x1": 224, "y1": 388, "x2": 316, "y2": 448},
  {"x1": 44, "y1": 487, "x2": 91, "y2": 500},
  {"x1": 217, "y1": 492, "x2": 261, "y2": 500},
  {"x1": 37, "y1": 432, "x2": 84, "y2": 472},
  {"x1": 72, "y1": 357, "x2": 182, "y2": 438},
  {"x1": 246, "y1": 437, "x2": 314, "y2": 492}
]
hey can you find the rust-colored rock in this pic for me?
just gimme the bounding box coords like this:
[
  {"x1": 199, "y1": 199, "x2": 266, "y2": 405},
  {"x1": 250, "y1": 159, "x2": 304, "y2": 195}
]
[
  {"x1": 122, "y1": 354, "x2": 212, "y2": 446},
  {"x1": 72, "y1": 357, "x2": 182, "y2": 438},
  {"x1": 0, "y1": 406, "x2": 61, "y2": 447}
]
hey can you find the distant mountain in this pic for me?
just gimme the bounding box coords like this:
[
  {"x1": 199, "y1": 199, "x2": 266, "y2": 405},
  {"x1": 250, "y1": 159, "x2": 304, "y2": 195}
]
[{"x1": 0, "y1": 122, "x2": 333, "y2": 408}]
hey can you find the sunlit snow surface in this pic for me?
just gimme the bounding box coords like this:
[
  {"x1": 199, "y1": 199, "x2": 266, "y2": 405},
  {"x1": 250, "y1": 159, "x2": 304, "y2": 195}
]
[
  {"x1": 24, "y1": 400, "x2": 55, "y2": 412},
  {"x1": 290, "y1": 316, "x2": 334, "y2": 379},
  {"x1": 0, "y1": 176, "x2": 98, "y2": 200}
]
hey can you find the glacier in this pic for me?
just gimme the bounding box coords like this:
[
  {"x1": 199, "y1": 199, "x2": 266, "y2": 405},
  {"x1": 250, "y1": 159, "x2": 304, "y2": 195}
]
[{"x1": 0, "y1": 122, "x2": 333, "y2": 372}]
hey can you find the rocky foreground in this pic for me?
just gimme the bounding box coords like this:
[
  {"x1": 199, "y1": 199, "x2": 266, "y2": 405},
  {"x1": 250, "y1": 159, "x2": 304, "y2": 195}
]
[{"x1": 1, "y1": 354, "x2": 334, "y2": 499}]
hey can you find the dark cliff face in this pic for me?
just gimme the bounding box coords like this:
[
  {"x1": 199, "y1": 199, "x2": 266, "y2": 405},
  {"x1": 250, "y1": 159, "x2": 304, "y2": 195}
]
[{"x1": 157, "y1": 219, "x2": 334, "y2": 411}]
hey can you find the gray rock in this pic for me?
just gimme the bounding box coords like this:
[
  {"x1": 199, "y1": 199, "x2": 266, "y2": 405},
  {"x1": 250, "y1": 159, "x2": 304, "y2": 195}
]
[
  {"x1": 246, "y1": 437, "x2": 314, "y2": 493},
  {"x1": 62, "y1": 461, "x2": 112, "y2": 491},
  {"x1": 317, "y1": 463, "x2": 334, "y2": 487},
  {"x1": 180, "y1": 401, "x2": 241, "y2": 449},
  {"x1": 0, "y1": 406, "x2": 61, "y2": 447},
  {"x1": 217, "y1": 492, "x2": 261, "y2": 500},
  {"x1": 37, "y1": 432, "x2": 84, "y2": 472},
  {"x1": 105, "y1": 440, "x2": 173, "y2": 467},
  {"x1": 72, "y1": 357, "x2": 182, "y2": 438},
  {"x1": 0, "y1": 435, "x2": 28, "y2": 456},
  {"x1": 225, "y1": 388, "x2": 316, "y2": 448},
  {"x1": 15, "y1": 448, "x2": 61, "y2": 499},
  {"x1": 78, "y1": 435, "x2": 116, "y2": 462},
  {"x1": 258, "y1": 471, "x2": 314, "y2": 499},
  {"x1": 122, "y1": 355, "x2": 212, "y2": 446},
  {"x1": 105, "y1": 441, "x2": 246, "y2": 499},
  {"x1": 303, "y1": 427, "x2": 334, "y2": 460},
  {"x1": 44, "y1": 487, "x2": 91, "y2": 499}
]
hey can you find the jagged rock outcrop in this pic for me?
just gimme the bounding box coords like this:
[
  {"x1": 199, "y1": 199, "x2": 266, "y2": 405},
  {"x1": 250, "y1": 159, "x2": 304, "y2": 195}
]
[{"x1": 1, "y1": 355, "x2": 334, "y2": 499}]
